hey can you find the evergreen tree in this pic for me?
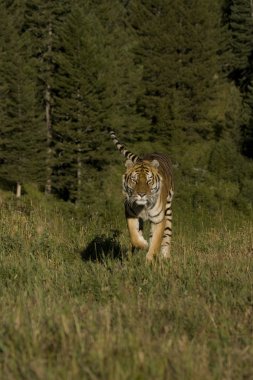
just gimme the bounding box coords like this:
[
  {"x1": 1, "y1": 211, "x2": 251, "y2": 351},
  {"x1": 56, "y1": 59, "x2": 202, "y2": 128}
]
[
  {"x1": 53, "y1": 2, "x2": 105, "y2": 202},
  {"x1": 53, "y1": 0, "x2": 143, "y2": 203},
  {"x1": 0, "y1": 2, "x2": 45, "y2": 195},
  {"x1": 225, "y1": 0, "x2": 253, "y2": 157},
  {"x1": 23, "y1": 0, "x2": 70, "y2": 194},
  {"x1": 228, "y1": 0, "x2": 253, "y2": 88},
  {"x1": 128, "y1": 0, "x2": 226, "y2": 154},
  {"x1": 94, "y1": 1, "x2": 144, "y2": 137},
  {"x1": 242, "y1": 79, "x2": 253, "y2": 157}
]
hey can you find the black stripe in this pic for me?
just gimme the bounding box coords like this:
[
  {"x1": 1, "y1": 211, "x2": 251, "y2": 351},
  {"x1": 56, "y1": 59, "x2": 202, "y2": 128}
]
[
  {"x1": 128, "y1": 153, "x2": 135, "y2": 160},
  {"x1": 110, "y1": 130, "x2": 140, "y2": 162},
  {"x1": 150, "y1": 209, "x2": 163, "y2": 218}
]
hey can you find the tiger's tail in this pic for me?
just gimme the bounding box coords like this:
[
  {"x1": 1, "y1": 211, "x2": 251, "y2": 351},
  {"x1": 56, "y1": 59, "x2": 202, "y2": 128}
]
[{"x1": 108, "y1": 129, "x2": 140, "y2": 163}]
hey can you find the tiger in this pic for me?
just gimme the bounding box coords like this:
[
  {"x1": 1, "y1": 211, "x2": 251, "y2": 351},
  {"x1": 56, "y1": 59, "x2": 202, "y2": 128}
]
[{"x1": 109, "y1": 129, "x2": 174, "y2": 262}]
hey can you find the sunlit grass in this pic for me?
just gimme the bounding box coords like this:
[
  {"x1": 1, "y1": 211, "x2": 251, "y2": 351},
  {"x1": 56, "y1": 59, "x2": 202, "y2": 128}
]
[{"x1": 0, "y1": 191, "x2": 252, "y2": 379}]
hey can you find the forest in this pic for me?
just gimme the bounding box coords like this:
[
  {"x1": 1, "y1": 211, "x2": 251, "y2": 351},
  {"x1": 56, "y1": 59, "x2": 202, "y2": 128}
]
[{"x1": 0, "y1": 0, "x2": 253, "y2": 213}]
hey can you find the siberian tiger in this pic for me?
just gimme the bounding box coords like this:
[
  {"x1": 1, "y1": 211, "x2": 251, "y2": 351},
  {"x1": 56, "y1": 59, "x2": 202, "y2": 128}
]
[{"x1": 109, "y1": 130, "x2": 174, "y2": 262}]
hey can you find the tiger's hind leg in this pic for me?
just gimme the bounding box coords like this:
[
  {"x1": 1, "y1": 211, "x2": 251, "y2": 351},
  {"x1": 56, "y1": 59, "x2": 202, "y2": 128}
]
[
  {"x1": 160, "y1": 189, "x2": 174, "y2": 258},
  {"x1": 127, "y1": 218, "x2": 148, "y2": 253}
]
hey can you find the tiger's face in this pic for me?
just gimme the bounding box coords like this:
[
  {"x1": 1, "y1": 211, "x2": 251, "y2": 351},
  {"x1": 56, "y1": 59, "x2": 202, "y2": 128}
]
[{"x1": 123, "y1": 160, "x2": 161, "y2": 207}]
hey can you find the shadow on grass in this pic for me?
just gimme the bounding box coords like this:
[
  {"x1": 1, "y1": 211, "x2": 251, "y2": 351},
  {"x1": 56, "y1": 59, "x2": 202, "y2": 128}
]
[{"x1": 81, "y1": 230, "x2": 127, "y2": 262}]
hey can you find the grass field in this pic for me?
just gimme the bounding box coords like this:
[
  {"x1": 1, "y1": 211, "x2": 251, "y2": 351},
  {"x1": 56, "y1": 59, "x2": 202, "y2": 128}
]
[{"x1": 0, "y1": 192, "x2": 252, "y2": 380}]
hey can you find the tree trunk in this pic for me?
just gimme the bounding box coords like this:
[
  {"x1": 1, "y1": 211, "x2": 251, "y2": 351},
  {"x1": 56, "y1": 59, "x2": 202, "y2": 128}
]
[
  {"x1": 45, "y1": 83, "x2": 52, "y2": 195},
  {"x1": 76, "y1": 89, "x2": 83, "y2": 205},
  {"x1": 76, "y1": 141, "x2": 82, "y2": 205},
  {"x1": 45, "y1": 22, "x2": 53, "y2": 195},
  {"x1": 16, "y1": 182, "x2": 21, "y2": 198}
]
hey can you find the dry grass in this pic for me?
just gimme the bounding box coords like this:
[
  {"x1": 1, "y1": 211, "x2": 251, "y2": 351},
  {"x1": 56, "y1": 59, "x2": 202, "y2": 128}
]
[{"x1": 0, "y1": 192, "x2": 252, "y2": 379}]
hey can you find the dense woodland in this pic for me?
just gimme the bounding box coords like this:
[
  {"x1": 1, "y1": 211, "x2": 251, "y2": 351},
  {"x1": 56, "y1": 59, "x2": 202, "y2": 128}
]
[{"x1": 0, "y1": 0, "x2": 253, "y2": 213}]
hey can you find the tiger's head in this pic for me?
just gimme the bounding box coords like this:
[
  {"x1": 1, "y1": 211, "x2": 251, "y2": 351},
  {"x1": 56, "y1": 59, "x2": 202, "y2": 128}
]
[{"x1": 122, "y1": 159, "x2": 162, "y2": 207}]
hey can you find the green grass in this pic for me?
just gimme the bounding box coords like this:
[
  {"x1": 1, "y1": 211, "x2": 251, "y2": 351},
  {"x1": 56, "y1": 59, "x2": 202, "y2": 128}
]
[{"x1": 0, "y1": 191, "x2": 252, "y2": 380}]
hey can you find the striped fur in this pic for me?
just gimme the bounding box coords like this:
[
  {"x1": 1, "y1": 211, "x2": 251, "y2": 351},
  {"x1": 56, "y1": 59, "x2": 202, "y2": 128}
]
[
  {"x1": 109, "y1": 130, "x2": 140, "y2": 163},
  {"x1": 109, "y1": 130, "x2": 174, "y2": 261}
]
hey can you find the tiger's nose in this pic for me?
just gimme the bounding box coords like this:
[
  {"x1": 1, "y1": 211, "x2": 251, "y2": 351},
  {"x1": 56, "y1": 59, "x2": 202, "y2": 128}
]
[{"x1": 138, "y1": 192, "x2": 146, "y2": 197}]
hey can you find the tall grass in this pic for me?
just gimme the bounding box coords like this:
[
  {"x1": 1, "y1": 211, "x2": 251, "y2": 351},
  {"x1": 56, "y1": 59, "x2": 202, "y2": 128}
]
[{"x1": 0, "y1": 191, "x2": 252, "y2": 379}]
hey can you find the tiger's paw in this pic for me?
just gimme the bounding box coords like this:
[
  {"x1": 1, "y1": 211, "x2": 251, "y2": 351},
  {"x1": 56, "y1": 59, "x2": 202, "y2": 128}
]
[
  {"x1": 160, "y1": 246, "x2": 171, "y2": 259},
  {"x1": 145, "y1": 252, "x2": 155, "y2": 264},
  {"x1": 131, "y1": 236, "x2": 148, "y2": 251},
  {"x1": 139, "y1": 237, "x2": 149, "y2": 250}
]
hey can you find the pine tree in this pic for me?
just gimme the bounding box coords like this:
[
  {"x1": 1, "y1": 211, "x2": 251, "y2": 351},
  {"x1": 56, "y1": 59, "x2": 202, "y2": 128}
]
[
  {"x1": 242, "y1": 79, "x2": 253, "y2": 157},
  {"x1": 0, "y1": 2, "x2": 45, "y2": 195},
  {"x1": 94, "y1": 1, "x2": 144, "y2": 137},
  {"x1": 228, "y1": 0, "x2": 253, "y2": 88},
  {"x1": 128, "y1": 0, "x2": 226, "y2": 153},
  {"x1": 53, "y1": 2, "x2": 105, "y2": 202},
  {"x1": 225, "y1": 0, "x2": 253, "y2": 156},
  {"x1": 53, "y1": 0, "x2": 143, "y2": 203},
  {"x1": 23, "y1": 0, "x2": 70, "y2": 194}
]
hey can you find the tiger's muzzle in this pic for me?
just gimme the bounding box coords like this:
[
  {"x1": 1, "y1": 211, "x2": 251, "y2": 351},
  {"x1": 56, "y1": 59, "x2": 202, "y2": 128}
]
[{"x1": 134, "y1": 193, "x2": 148, "y2": 206}]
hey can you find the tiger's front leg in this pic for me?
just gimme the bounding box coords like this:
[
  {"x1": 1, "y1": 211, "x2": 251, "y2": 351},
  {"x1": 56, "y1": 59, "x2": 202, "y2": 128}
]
[
  {"x1": 146, "y1": 220, "x2": 166, "y2": 262},
  {"x1": 127, "y1": 218, "x2": 148, "y2": 252}
]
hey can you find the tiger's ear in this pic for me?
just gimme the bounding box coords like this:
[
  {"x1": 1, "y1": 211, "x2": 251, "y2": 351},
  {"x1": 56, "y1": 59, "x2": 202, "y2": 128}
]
[
  {"x1": 125, "y1": 159, "x2": 134, "y2": 169},
  {"x1": 151, "y1": 159, "x2": 159, "y2": 168}
]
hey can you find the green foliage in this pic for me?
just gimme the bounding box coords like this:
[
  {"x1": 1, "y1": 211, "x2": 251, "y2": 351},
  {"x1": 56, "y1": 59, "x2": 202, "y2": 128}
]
[
  {"x1": 51, "y1": 0, "x2": 144, "y2": 202},
  {"x1": 228, "y1": 0, "x2": 253, "y2": 79},
  {"x1": 224, "y1": 0, "x2": 253, "y2": 157},
  {"x1": 0, "y1": 3, "x2": 45, "y2": 186},
  {"x1": 128, "y1": 0, "x2": 227, "y2": 146},
  {"x1": 208, "y1": 140, "x2": 241, "y2": 180},
  {"x1": 242, "y1": 80, "x2": 253, "y2": 156}
]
